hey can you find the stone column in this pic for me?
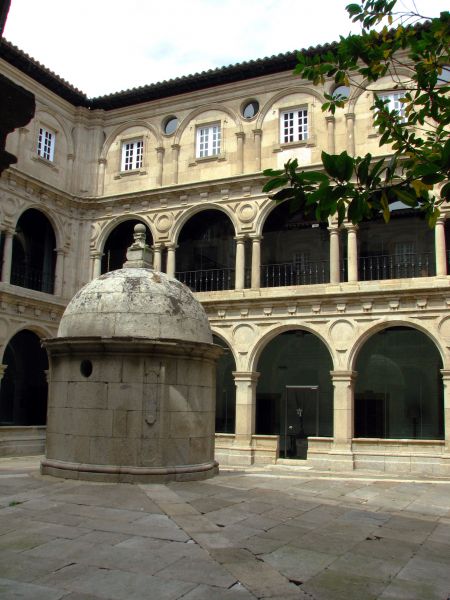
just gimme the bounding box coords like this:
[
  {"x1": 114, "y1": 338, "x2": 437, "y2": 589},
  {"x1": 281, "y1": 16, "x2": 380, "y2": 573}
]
[
  {"x1": 90, "y1": 251, "x2": 102, "y2": 279},
  {"x1": 171, "y1": 144, "x2": 180, "y2": 185},
  {"x1": 153, "y1": 244, "x2": 163, "y2": 271},
  {"x1": 156, "y1": 147, "x2": 164, "y2": 186},
  {"x1": 250, "y1": 236, "x2": 262, "y2": 289},
  {"x1": 97, "y1": 158, "x2": 106, "y2": 196},
  {"x1": 1, "y1": 228, "x2": 14, "y2": 283},
  {"x1": 166, "y1": 244, "x2": 177, "y2": 277},
  {"x1": 435, "y1": 215, "x2": 447, "y2": 277},
  {"x1": 235, "y1": 236, "x2": 246, "y2": 290},
  {"x1": 253, "y1": 129, "x2": 262, "y2": 172},
  {"x1": 345, "y1": 113, "x2": 355, "y2": 156},
  {"x1": 236, "y1": 132, "x2": 245, "y2": 174},
  {"x1": 54, "y1": 248, "x2": 65, "y2": 296},
  {"x1": 326, "y1": 116, "x2": 335, "y2": 154},
  {"x1": 233, "y1": 371, "x2": 260, "y2": 453},
  {"x1": 346, "y1": 224, "x2": 358, "y2": 282},
  {"x1": 328, "y1": 223, "x2": 340, "y2": 283},
  {"x1": 441, "y1": 369, "x2": 450, "y2": 453},
  {"x1": 330, "y1": 370, "x2": 357, "y2": 469}
]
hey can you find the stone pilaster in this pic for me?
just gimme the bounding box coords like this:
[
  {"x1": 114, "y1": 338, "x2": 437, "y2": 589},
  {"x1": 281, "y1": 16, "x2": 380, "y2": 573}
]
[
  {"x1": 250, "y1": 236, "x2": 262, "y2": 289},
  {"x1": 329, "y1": 370, "x2": 357, "y2": 470},
  {"x1": 441, "y1": 369, "x2": 450, "y2": 453},
  {"x1": 235, "y1": 236, "x2": 246, "y2": 290},
  {"x1": 328, "y1": 224, "x2": 340, "y2": 283},
  {"x1": 233, "y1": 371, "x2": 260, "y2": 463},
  {"x1": 346, "y1": 224, "x2": 358, "y2": 282},
  {"x1": 435, "y1": 216, "x2": 447, "y2": 277},
  {"x1": 1, "y1": 228, "x2": 14, "y2": 283}
]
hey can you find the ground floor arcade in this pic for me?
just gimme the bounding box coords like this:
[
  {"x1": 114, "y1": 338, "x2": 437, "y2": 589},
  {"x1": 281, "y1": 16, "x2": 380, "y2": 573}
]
[{"x1": 0, "y1": 287, "x2": 450, "y2": 475}]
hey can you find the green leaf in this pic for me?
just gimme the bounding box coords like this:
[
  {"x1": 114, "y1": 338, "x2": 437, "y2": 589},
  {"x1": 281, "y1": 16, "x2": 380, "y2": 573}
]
[{"x1": 262, "y1": 176, "x2": 289, "y2": 193}]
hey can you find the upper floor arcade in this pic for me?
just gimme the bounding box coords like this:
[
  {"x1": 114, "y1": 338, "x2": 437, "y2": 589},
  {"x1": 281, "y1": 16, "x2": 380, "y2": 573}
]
[{"x1": 1, "y1": 39, "x2": 425, "y2": 199}]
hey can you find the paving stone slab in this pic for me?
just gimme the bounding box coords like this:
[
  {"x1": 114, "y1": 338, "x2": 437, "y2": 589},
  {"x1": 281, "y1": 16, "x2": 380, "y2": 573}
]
[
  {"x1": 156, "y1": 555, "x2": 237, "y2": 588},
  {"x1": 262, "y1": 544, "x2": 336, "y2": 581},
  {"x1": 302, "y1": 570, "x2": 388, "y2": 600},
  {"x1": 0, "y1": 577, "x2": 66, "y2": 600},
  {"x1": 180, "y1": 582, "x2": 256, "y2": 599}
]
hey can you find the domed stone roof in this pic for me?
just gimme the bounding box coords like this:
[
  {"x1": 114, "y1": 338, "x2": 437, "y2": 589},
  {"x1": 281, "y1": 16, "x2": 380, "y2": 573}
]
[{"x1": 57, "y1": 267, "x2": 213, "y2": 343}]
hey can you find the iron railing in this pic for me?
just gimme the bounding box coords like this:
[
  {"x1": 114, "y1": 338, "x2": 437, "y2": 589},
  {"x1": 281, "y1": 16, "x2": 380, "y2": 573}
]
[
  {"x1": 261, "y1": 261, "x2": 329, "y2": 287},
  {"x1": 359, "y1": 253, "x2": 434, "y2": 281},
  {"x1": 176, "y1": 268, "x2": 235, "y2": 292},
  {"x1": 10, "y1": 264, "x2": 54, "y2": 293}
]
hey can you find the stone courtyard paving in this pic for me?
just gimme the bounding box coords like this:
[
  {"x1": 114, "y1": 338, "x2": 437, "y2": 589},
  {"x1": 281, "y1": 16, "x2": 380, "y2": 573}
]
[{"x1": 0, "y1": 458, "x2": 450, "y2": 600}]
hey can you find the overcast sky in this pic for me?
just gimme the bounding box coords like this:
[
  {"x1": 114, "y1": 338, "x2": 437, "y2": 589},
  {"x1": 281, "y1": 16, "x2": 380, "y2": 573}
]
[{"x1": 3, "y1": 0, "x2": 449, "y2": 97}]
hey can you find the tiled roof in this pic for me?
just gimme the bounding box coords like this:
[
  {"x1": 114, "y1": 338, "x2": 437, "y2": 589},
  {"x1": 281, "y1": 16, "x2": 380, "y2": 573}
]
[{"x1": 0, "y1": 37, "x2": 338, "y2": 110}]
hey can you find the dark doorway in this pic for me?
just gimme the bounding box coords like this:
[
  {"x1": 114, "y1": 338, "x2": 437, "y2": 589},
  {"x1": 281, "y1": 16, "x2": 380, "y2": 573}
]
[
  {"x1": 261, "y1": 202, "x2": 330, "y2": 287},
  {"x1": 354, "y1": 327, "x2": 443, "y2": 439},
  {"x1": 0, "y1": 330, "x2": 48, "y2": 426},
  {"x1": 213, "y1": 335, "x2": 236, "y2": 433},
  {"x1": 176, "y1": 210, "x2": 235, "y2": 291},
  {"x1": 11, "y1": 209, "x2": 56, "y2": 293},
  {"x1": 256, "y1": 330, "x2": 333, "y2": 458}
]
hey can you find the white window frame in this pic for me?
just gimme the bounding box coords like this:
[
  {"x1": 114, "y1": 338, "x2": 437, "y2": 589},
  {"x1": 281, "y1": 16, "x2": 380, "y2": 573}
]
[
  {"x1": 280, "y1": 107, "x2": 308, "y2": 144},
  {"x1": 121, "y1": 138, "x2": 144, "y2": 171},
  {"x1": 196, "y1": 123, "x2": 221, "y2": 158},
  {"x1": 37, "y1": 126, "x2": 55, "y2": 161},
  {"x1": 377, "y1": 91, "x2": 406, "y2": 122}
]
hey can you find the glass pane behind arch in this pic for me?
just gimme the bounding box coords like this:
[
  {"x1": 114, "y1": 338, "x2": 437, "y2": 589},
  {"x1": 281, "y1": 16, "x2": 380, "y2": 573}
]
[{"x1": 355, "y1": 327, "x2": 443, "y2": 439}]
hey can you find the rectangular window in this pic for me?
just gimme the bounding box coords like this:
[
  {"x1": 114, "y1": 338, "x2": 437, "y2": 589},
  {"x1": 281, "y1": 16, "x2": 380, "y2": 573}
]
[
  {"x1": 37, "y1": 127, "x2": 55, "y2": 161},
  {"x1": 280, "y1": 108, "x2": 308, "y2": 144},
  {"x1": 378, "y1": 92, "x2": 406, "y2": 121},
  {"x1": 121, "y1": 139, "x2": 143, "y2": 171},
  {"x1": 196, "y1": 124, "x2": 221, "y2": 158}
]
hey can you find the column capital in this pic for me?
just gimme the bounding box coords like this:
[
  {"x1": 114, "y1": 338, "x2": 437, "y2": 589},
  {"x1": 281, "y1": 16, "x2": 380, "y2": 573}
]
[
  {"x1": 166, "y1": 243, "x2": 178, "y2": 251},
  {"x1": 345, "y1": 112, "x2": 355, "y2": 121},
  {"x1": 440, "y1": 369, "x2": 450, "y2": 381},
  {"x1": 4, "y1": 226, "x2": 15, "y2": 237},
  {"x1": 98, "y1": 158, "x2": 107, "y2": 165},
  {"x1": 330, "y1": 370, "x2": 358, "y2": 383},
  {"x1": 234, "y1": 235, "x2": 246, "y2": 243},
  {"x1": 171, "y1": 143, "x2": 180, "y2": 151},
  {"x1": 252, "y1": 128, "x2": 262, "y2": 136},
  {"x1": 250, "y1": 235, "x2": 263, "y2": 242},
  {"x1": 327, "y1": 224, "x2": 340, "y2": 234},
  {"x1": 436, "y1": 214, "x2": 446, "y2": 224},
  {"x1": 152, "y1": 243, "x2": 164, "y2": 250},
  {"x1": 90, "y1": 251, "x2": 103, "y2": 259},
  {"x1": 156, "y1": 146, "x2": 165, "y2": 155},
  {"x1": 0, "y1": 364, "x2": 7, "y2": 380},
  {"x1": 232, "y1": 371, "x2": 260, "y2": 384},
  {"x1": 235, "y1": 131, "x2": 245, "y2": 140},
  {"x1": 55, "y1": 247, "x2": 67, "y2": 256},
  {"x1": 325, "y1": 115, "x2": 335, "y2": 124},
  {"x1": 344, "y1": 222, "x2": 359, "y2": 232}
]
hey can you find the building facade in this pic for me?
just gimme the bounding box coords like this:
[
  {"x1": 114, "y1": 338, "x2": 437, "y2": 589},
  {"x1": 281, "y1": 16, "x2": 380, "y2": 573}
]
[{"x1": 0, "y1": 39, "x2": 449, "y2": 474}]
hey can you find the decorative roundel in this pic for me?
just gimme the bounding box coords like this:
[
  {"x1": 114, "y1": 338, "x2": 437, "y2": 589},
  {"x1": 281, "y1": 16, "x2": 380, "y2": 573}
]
[{"x1": 155, "y1": 213, "x2": 173, "y2": 233}]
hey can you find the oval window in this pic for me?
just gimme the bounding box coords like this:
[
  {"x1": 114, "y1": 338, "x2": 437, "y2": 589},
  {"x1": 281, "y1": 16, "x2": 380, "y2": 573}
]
[
  {"x1": 163, "y1": 116, "x2": 178, "y2": 135},
  {"x1": 332, "y1": 85, "x2": 350, "y2": 100},
  {"x1": 242, "y1": 100, "x2": 259, "y2": 119}
]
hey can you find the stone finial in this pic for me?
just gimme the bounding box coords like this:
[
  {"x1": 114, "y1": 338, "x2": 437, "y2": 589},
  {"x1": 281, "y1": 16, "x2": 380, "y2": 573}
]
[{"x1": 123, "y1": 223, "x2": 153, "y2": 269}]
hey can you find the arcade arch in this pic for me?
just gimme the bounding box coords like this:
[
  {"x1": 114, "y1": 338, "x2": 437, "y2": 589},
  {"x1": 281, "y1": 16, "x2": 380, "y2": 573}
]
[
  {"x1": 0, "y1": 330, "x2": 48, "y2": 426},
  {"x1": 255, "y1": 329, "x2": 333, "y2": 458},
  {"x1": 354, "y1": 326, "x2": 443, "y2": 440},
  {"x1": 10, "y1": 209, "x2": 56, "y2": 293},
  {"x1": 175, "y1": 209, "x2": 236, "y2": 291}
]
